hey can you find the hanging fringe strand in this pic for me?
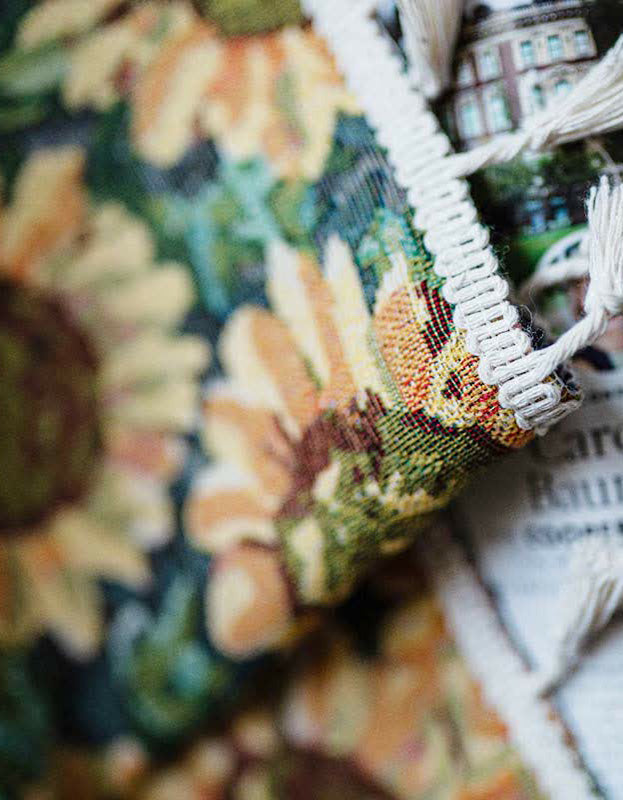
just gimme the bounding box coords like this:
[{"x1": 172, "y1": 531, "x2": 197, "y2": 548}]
[
  {"x1": 532, "y1": 536, "x2": 623, "y2": 696},
  {"x1": 396, "y1": 0, "x2": 464, "y2": 100},
  {"x1": 480, "y1": 177, "x2": 623, "y2": 429},
  {"x1": 449, "y1": 36, "x2": 623, "y2": 177},
  {"x1": 304, "y1": 0, "x2": 623, "y2": 434}
]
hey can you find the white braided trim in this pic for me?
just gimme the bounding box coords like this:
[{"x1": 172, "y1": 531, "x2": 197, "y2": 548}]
[
  {"x1": 423, "y1": 524, "x2": 596, "y2": 800},
  {"x1": 302, "y1": 0, "x2": 581, "y2": 433}
]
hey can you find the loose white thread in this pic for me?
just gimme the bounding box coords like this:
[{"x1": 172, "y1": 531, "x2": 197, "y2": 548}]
[
  {"x1": 532, "y1": 535, "x2": 623, "y2": 697},
  {"x1": 302, "y1": 0, "x2": 585, "y2": 432},
  {"x1": 396, "y1": 0, "x2": 463, "y2": 100},
  {"x1": 448, "y1": 36, "x2": 623, "y2": 177},
  {"x1": 489, "y1": 178, "x2": 623, "y2": 426},
  {"x1": 514, "y1": 211, "x2": 623, "y2": 697},
  {"x1": 422, "y1": 524, "x2": 596, "y2": 800}
]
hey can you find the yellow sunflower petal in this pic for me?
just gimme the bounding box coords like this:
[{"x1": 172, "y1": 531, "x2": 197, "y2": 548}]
[
  {"x1": 63, "y1": 20, "x2": 137, "y2": 112},
  {"x1": 102, "y1": 334, "x2": 209, "y2": 391},
  {"x1": 55, "y1": 203, "x2": 155, "y2": 291},
  {"x1": 105, "y1": 426, "x2": 186, "y2": 481},
  {"x1": 323, "y1": 236, "x2": 391, "y2": 406},
  {"x1": 202, "y1": 382, "x2": 292, "y2": 501},
  {"x1": 373, "y1": 255, "x2": 432, "y2": 413},
  {"x1": 17, "y1": 0, "x2": 125, "y2": 47},
  {"x1": 206, "y1": 545, "x2": 293, "y2": 659},
  {"x1": 219, "y1": 306, "x2": 318, "y2": 438},
  {"x1": 355, "y1": 662, "x2": 431, "y2": 779},
  {"x1": 266, "y1": 241, "x2": 356, "y2": 410},
  {"x1": 421, "y1": 331, "x2": 470, "y2": 428},
  {"x1": 63, "y1": 3, "x2": 197, "y2": 113},
  {"x1": 266, "y1": 241, "x2": 332, "y2": 387},
  {"x1": 0, "y1": 147, "x2": 85, "y2": 281},
  {"x1": 133, "y1": 25, "x2": 223, "y2": 166},
  {"x1": 50, "y1": 508, "x2": 150, "y2": 588},
  {"x1": 99, "y1": 264, "x2": 194, "y2": 327},
  {"x1": 185, "y1": 466, "x2": 276, "y2": 554},
  {"x1": 106, "y1": 378, "x2": 199, "y2": 431},
  {"x1": 278, "y1": 29, "x2": 360, "y2": 180},
  {"x1": 90, "y1": 463, "x2": 176, "y2": 549},
  {"x1": 22, "y1": 547, "x2": 104, "y2": 660},
  {"x1": 287, "y1": 517, "x2": 328, "y2": 605},
  {"x1": 199, "y1": 33, "x2": 279, "y2": 165},
  {"x1": 281, "y1": 642, "x2": 372, "y2": 755}
]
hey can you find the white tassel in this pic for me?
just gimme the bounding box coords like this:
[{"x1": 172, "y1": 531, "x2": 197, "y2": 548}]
[
  {"x1": 396, "y1": 0, "x2": 464, "y2": 100},
  {"x1": 485, "y1": 178, "x2": 623, "y2": 418},
  {"x1": 449, "y1": 36, "x2": 623, "y2": 177},
  {"x1": 532, "y1": 536, "x2": 623, "y2": 696}
]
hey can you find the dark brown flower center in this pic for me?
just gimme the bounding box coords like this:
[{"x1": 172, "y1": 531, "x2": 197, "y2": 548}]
[
  {"x1": 0, "y1": 281, "x2": 101, "y2": 535},
  {"x1": 275, "y1": 749, "x2": 396, "y2": 800}
]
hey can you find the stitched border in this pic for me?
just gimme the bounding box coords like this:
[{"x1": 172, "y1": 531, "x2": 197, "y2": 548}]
[
  {"x1": 302, "y1": 0, "x2": 582, "y2": 432},
  {"x1": 421, "y1": 524, "x2": 597, "y2": 800}
]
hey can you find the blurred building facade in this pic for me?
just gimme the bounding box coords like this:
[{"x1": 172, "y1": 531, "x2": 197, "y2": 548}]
[{"x1": 445, "y1": 1, "x2": 598, "y2": 151}]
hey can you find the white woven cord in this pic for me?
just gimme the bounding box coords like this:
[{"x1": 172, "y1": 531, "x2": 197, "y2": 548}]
[
  {"x1": 449, "y1": 35, "x2": 623, "y2": 177},
  {"x1": 497, "y1": 179, "x2": 623, "y2": 402},
  {"x1": 423, "y1": 525, "x2": 596, "y2": 800},
  {"x1": 300, "y1": 0, "x2": 623, "y2": 433},
  {"x1": 396, "y1": 0, "x2": 464, "y2": 100}
]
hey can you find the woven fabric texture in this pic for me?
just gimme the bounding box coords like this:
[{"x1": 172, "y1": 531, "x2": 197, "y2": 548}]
[
  {"x1": 30, "y1": 552, "x2": 545, "y2": 800},
  {"x1": 0, "y1": 1, "x2": 586, "y2": 796}
]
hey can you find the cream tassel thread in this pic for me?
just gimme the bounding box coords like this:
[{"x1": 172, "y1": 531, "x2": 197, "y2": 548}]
[
  {"x1": 479, "y1": 178, "x2": 623, "y2": 431},
  {"x1": 396, "y1": 0, "x2": 464, "y2": 100},
  {"x1": 528, "y1": 180, "x2": 623, "y2": 692},
  {"x1": 532, "y1": 535, "x2": 623, "y2": 696},
  {"x1": 449, "y1": 36, "x2": 623, "y2": 177}
]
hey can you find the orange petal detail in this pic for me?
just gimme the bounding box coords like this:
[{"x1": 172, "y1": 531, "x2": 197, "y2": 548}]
[{"x1": 207, "y1": 545, "x2": 292, "y2": 659}]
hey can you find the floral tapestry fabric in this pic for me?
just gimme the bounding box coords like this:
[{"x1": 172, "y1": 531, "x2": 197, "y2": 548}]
[
  {"x1": 0, "y1": 1, "x2": 549, "y2": 797},
  {"x1": 27, "y1": 558, "x2": 544, "y2": 800},
  {"x1": 0, "y1": 146, "x2": 208, "y2": 656}
]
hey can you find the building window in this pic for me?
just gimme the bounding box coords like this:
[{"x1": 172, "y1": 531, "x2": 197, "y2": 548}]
[
  {"x1": 457, "y1": 59, "x2": 474, "y2": 86},
  {"x1": 486, "y1": 91, "x2": 511, "y2": 133},
  {"x1": 479, "y1": 49, "x2": 500, "y2": 80},
  {"x1": 555, "y1": 78, "x2": 572, "y2": 97},
  {"x1": 551, "y1": 196, "x2": 571, "y2": 228},
  {"x1": 548, "y1": 34, "x2": 564, "y2": 61},
  {"x1": 531, "y1": 84, "x2": 545, "y2": 111},
  {"x1": 520, "y1": 40, "x2": 535, "y2": 67},
  {"x1": 574, "y1": 29, "x2": 590, "y2": 56},
  {"x1": 459, "y1": 99, "x2": 483, "y2": 139}
]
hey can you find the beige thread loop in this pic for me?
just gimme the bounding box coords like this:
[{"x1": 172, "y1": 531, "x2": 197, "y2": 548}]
[{"x1": 301, "y1": 0, "x2": 589, "y2": 432}]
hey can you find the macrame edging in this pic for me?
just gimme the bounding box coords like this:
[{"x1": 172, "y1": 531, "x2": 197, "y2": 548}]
[{"x1": 302, "y1": 0, "x2": 581, "y2": 433}]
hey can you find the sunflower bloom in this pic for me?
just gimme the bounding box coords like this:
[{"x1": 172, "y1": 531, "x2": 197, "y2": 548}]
[{"x1": 0, "y1": 147, "x2": 208, "y2": 657}]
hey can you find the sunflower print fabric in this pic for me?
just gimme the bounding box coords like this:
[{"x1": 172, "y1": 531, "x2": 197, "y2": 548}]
[
  {"x1": 0, "y1": 145, "x2": 208, "y2": 657},
  {"x1": 0, "y1": 1, "x2": 562, "y2": 796},
  {"x1": 2, "y1": 0, "x2": 542, "y2": 662},
  {"x1": 26, "y1": 557, "x2": 543, "y2": 800},
  {"x1": 186, "y1": 222, "x2": 533, "y2": 658}
]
